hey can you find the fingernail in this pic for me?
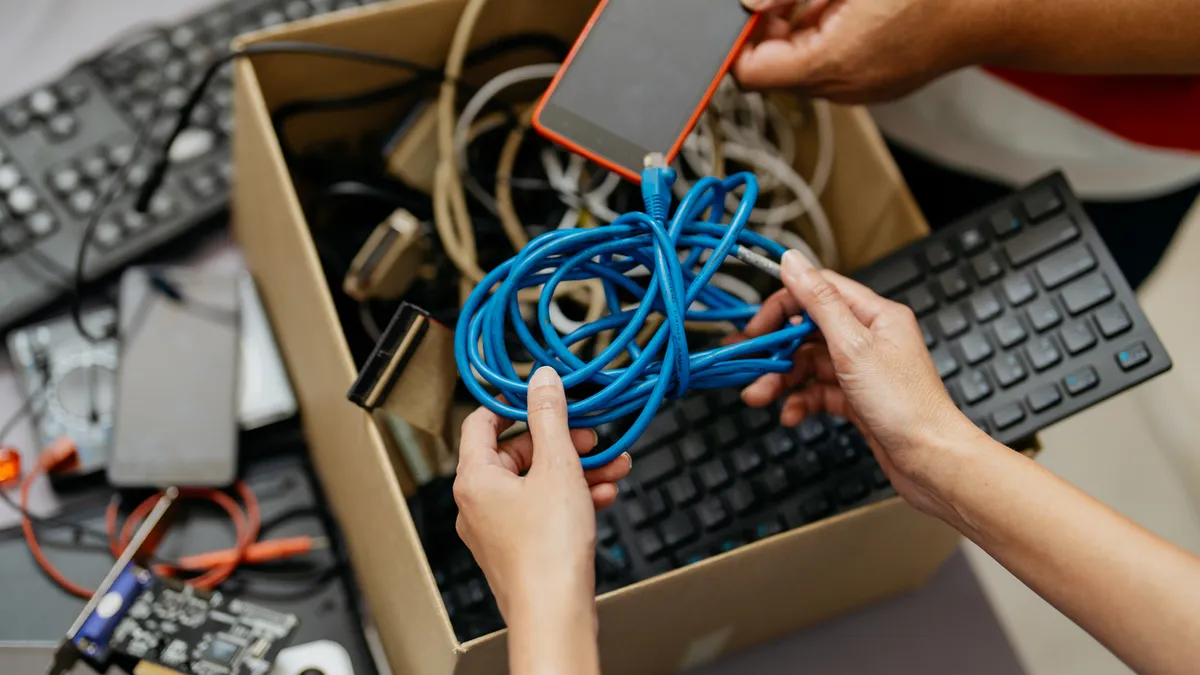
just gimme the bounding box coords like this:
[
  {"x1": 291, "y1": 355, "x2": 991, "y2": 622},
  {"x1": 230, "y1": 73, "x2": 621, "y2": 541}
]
[
  {"x1": 781, "y1": 249, "x2": 812, "y2": 282},
  {"x1": 622, "y1": 452, "x2": 632, "y2": 468},
  {"x1": 530, "y1": 366, "x2": 560, "y2": 388}
]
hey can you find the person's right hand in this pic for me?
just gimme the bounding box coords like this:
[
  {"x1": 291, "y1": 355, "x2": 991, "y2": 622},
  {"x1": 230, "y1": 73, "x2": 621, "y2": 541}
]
[
  {"x1": 737, "y1": 250, "x2": 987, "y2": 519},
  {"x1": 734, "y1": 0, "x2": 1009, "y2": 103}
]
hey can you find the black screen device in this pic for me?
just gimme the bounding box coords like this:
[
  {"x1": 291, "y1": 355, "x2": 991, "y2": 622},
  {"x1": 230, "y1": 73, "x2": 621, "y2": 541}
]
[{"x1": 533, "y1": 0, "x2": 756, "y2": 182}]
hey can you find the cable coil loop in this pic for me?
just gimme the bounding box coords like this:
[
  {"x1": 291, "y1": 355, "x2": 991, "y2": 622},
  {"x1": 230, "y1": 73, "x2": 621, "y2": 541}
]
[{"x1": 457, "y1": 168, "x2": 815, "y2": 468}]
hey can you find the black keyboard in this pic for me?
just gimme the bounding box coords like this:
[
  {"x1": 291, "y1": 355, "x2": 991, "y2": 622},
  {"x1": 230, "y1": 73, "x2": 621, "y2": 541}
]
[
  {"x1": 420, "y1": 174, "x2": 1170, "y2": 642},
  {"x1": 0, "y1": 0, "x2": 385, "y2": 330},
  {"x1": 855, "y1": 173, "x2": 1170, "y2": 446},
  {"x1": 416, "y1": 399, "x2": 891, "y2": 643}
]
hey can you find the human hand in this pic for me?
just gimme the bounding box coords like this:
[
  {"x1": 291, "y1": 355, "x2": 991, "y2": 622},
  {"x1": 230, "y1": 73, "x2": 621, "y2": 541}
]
[
  {"x1": 453, "y1": 367, "x2": 632, "y2": 623},
  {"x1": 736, "y1": 250, "x2": 985, "y2": 518},
  {"x1": 735, "y1": 0, "x2": 1009, "y2": 103}
]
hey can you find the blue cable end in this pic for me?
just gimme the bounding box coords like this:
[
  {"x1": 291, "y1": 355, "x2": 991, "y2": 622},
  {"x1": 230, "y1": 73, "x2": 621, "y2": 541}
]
[{"x1": 641, "y1": 153, "x2": 676, "y2": 224}]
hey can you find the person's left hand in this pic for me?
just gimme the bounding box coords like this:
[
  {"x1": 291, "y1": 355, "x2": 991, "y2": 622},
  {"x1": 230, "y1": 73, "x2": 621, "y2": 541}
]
[{"x1": 453, "y1": 367, "x2": 632, "y2": 622}]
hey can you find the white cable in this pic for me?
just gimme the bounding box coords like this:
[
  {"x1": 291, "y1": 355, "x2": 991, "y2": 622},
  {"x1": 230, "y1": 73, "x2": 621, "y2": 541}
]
[{"x1": 453, "y1": 63, "x2": 563, "y2": 216}]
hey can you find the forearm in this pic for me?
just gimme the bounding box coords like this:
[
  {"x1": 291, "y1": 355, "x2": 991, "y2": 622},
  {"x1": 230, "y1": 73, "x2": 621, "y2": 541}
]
[
  {"x1": 507, "y1": 593, "x2": 600, "y2": 675},
  {"x1": 933, "y1": 436, "x2": 1200, "y2": 675},
  {"x1": 985, "y1": 0, "x2": 1200, "y2": 73}
]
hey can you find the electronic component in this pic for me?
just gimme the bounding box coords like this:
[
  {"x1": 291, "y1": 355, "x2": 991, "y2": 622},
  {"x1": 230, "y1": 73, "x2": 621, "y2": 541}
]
[
  {"x1": 534, "y1": 0, "x2": 757, "y2": 181},
  {"x1": 109, "y1": 267, "x2": 240, "y2": 488},
  {"x1": 343, "y1": 209, "x2": 430, "y2": 302},
  {"x1": 6, "y1": 274, "x2": 295, "y2": 484},
  {"x1": 350, "y1": 303, "x2": 458, "y2": 485},
  {"x1": 268, "y1": 641, "x2": 355, "y2": 675},
  {"x1": 0, "y1": 0, "x2": 390, "y2": 331},
  {"x1": 383, "y1": 100, "x2": 439, "y2": 194}
]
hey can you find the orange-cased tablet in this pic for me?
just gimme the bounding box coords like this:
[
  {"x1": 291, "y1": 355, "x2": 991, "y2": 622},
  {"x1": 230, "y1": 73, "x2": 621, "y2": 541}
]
[{"x1": 533, "y1": 0, "x2": 759, "y2": 183}]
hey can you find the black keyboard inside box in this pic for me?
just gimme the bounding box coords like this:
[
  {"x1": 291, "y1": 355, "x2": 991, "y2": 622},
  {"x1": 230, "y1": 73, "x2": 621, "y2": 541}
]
[
  {"x1": 0, "y1": 0, "x2": 385, "y2": 329},
  {"x1": 855, "y1": 172, "x2": 1170, "y2": 446}
]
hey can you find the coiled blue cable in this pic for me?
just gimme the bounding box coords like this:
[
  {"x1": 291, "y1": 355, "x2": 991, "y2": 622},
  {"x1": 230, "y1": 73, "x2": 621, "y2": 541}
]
[{"x1": 455, "y1": 165, "x2": 815, "y2": 468}]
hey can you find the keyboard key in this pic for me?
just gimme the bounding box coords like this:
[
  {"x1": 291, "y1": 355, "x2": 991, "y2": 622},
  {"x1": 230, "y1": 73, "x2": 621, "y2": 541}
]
[
  {"x1": 0, "y1": 164, "x2": 21, "y2": 192},
  {"x1": 762, "y1": 430, "x2": 795, "y2": 459},
  {"x1": 922, "y1": 320, "x2": 936, "y2": 348},
  {"x1": 836, "y1": 477, "x2": 868, "y2": 505},
  {"x1": 1026, "y1": 336, "x2": 1062, "y2": 372},
  {"x1": 637, "y1": 530, "x2": 665, "y2": 559},
  {"x1": 1036, "y1": 245, "x2": 1096, "y2": 289},
  {"x1": 59, "y1": 81, "x2": 90, "y2": 107},
  {"x1": 830, "y1": 435, "x2": 862, "y2": 466},
  {"x1": 119, "y1": 210, "x2": 148, "y2": 233},
  {"x1": 1026, "y1": 297, "x2": 1062, "y2": 333},
  {"x1": 1063, "y1": 366, "x2": 1100, "y2": 396},
  {"x1": 969, "y1": 291, "x2": 1003, "y2": 323},
  {"x1": 800, "y1": 494, "x2": 833, "y2": 522},
  {"x1": 634, "y1": 448, "x2": 678, "y2": 486},
  {"x1": 1094, "y1": 304, "x2": 1132, "y2": 339},
  {"x1": 696, "y1": 498, "x2": 730, "y2": 530},
  {"x1": 991, "y1": 314, "x2": 1028, "y2": 349},
  {"x1": 959, "y1": 370, "x2": 993, "y2": 405},
  {"x1": 678, "y1": 397, "x2": 711, "y2": 426},
  {"x1": 937, "y1": 268, "x2": 970, "y2": 300},
  {"x1": 958, "y1": 227, "x2": 987, "y2": 255},
  {"x1": 864, "y1": 257, "x2": 921, "y2": 295},
  {"x1": 989, "y1": 208, "x2": 1023, "y2": 238},
  {"x1": 1061, "y1": 275, "x2": 1114, "y2": 315},
  {"x1": 759, "y1": 465, "x2": 791, "y2": 498},
  {"x1": 623, "y1": 491, "x2": 667, "y2": 528},
  {"x1": 959, "y1": 332, "x2": 994, "y2": 366},
  {"x1": 1026, "y1": 384, "x2": 1063, "y2": 413},
  {"x1": 0, "y1": 224, "x2": 27, "y2": 252},
  {"x1": 731, "y1": 447, "x2": 764, "y2": 476},
  {"x1": 743, "y1": 407, "x2": 773, "y2": 433},
  {"x1": 1116, "y1": 342, "x2": 1151, "y2": 371},
  {"x1": 1060, "y1": 321, "x2": 1097, "y2": 356},
  {"x1": 936, "y1": 306, "x2": 969, "y2": 338},
  {"x1": 665, "y1": 476, "x2": 699, "y2": 507},
  {"x1": 991, "y1": 403, "x2": 1026, "y2": 431},
  {"x1": 25, "y1": 211, "x2": 56, "y2": 238},
  {"x1": 726, "y1": 483, "x2": 759, "y2": 515},
  {"x1": 991, "y1": 353, "x2": 1027, "y2": 388},
  {"x1": 7, "y1": 185, "x2": 39, "y2": 216},
  {"x1": 46, "y1": 113, "x2": 78, "y2": 141},
  {"x1": 901, "y1": 285, "x2": 938, "y2": 316},
  {"x1": 678, "y1": 435, "x2": 710, "y2": 464},
  {"x1": 796, "y1": 416, "x2": 826, "y2": 447},
  {"x1": 596, "y1": 515, "x2": 616, "y2": 545},
  {"x1": 923, "y1": 241, "x2": 956, "y2": 271},
  {"x1": 713, "y1": 418, "x2": 739, "y2": 447},
  {"x1": 872, "y1": 466, "x2": 891, "y2": 488},
  {"x1": 1, "y1": 104, "x2": 31, "y2": 133},
  {"x1": 752, "y1": 516, "x2": 786, "y2": 540},
  {"x1": 697, "y1": 460, "x2": 732, "y2": 491},
  {"x1": 49, "y1": 168, "x2": 82, "y2": 194},
  {"x1": 93, "y1": 220, "x2": 123, "y2": 249},
  {"x1": 717, "y1": 538, "x2": 746, "y2": 554},
  {"x1": 1003, "y1": 215, "x2": 1079, "y2": 267},
  {"x1": 188, "y1": 172, "x2": 221, "y2": 200},
  {"x1": 1022, "y1": 186, "x2": 1063, "y2": 222},
  {"x1": 660, "y1": 512, "x2": 698, "y2": 549},
  {"x1": 27, "y1": 89, "x2": 59, "y2": 118},
  {"x1": 1002, "y1": 274, "x2": 1036, "y2": 306},
  {"x1": 80, "y1": 154, "x2": 110, "y2": 182},
  {"x1": 793, "y1": 449, "x2": 823, "y2": 482},
  {"x1": 970, "y1": 252, "x2": 1004, "y2": 283},
  {"x1": 68, "y1": 189, "x2": 96, "y2": 216},
  {"x1": 930, "y1": 347, "x2": 960, "y2": 379},
  {"x1": 286, "y1": 0, "x2": 314, "y2": 20}
]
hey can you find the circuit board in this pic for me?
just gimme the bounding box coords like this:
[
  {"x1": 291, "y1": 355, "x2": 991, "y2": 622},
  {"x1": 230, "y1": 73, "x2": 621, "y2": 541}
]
[{"x1": 108, "y1": 576, "x2": 299, "y2": 675}]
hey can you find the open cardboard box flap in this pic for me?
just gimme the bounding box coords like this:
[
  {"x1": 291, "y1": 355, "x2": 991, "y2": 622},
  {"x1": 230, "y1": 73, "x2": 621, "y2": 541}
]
[{"x1": 231, "y1": 1, "x2": 959, "y2": 673}]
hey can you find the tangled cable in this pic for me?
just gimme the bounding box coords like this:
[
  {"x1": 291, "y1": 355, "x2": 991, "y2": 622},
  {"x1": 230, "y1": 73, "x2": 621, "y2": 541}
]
[{"x1": 456, "y1": 166, "x2": 816, "y2": 468}]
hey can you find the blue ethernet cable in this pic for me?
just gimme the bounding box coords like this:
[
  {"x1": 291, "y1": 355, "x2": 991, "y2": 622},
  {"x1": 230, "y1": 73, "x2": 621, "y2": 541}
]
[{"x1": 455, "y1": 162, "x2": 815, "y2": 469}]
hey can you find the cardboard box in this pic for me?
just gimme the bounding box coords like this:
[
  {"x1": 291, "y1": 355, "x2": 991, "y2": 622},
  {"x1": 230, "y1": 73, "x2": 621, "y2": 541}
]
[{"x1": 231, "y1": 1, "x2": 959, "y2": 673}]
